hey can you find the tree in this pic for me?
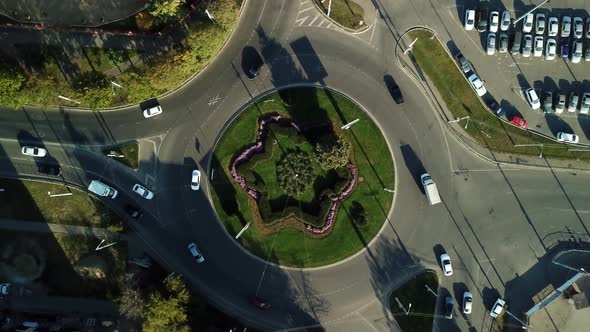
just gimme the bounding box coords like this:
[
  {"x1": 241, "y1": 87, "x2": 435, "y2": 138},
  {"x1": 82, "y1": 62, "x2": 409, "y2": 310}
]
[
  {"x1": 315, "y1": 135, "x2": 352, "y2": 170},
  {"x1": 142, "y1": 275, "x2": 191, "y2": 332},
  {"x1": 0, "y1": 63, "x2": 28, "y2": 109},
  {"x1": 276, "y1": 151, "x2": 315, "y2": 195},
  {"x1": 150, "y1": 0, "x2": 185, "y2": 23},
  {"x1": 119, "y1": 273, "x2": 145, "y2": 320}
]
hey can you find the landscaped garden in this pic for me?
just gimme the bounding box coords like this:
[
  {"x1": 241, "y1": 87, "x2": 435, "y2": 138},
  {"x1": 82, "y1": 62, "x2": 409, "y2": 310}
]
[
  {"x1": 210, "y1": 87, "x2": 395, "y2": 268},
  {"x1": 314, "y1": 0, "x2": 365, "y2": 30},
  {"x1": 389, "y1": 271, "x2": 439, "y2": 332},
  {"x1": 408, "y1": 30, "x2": 590, "y2": 160}
]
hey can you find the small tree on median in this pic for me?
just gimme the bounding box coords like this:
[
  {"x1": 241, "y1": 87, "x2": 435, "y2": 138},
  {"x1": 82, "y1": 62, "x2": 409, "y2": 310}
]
[
  {"x1": 142, "y1": 274, "x2": 191, "y2": 332},
  {"x1": 315, "y1": 135, "x2": 352, "y2": 170},
  {"x1": 150, "y1": 0, "x2": 185, "y2": 24}
]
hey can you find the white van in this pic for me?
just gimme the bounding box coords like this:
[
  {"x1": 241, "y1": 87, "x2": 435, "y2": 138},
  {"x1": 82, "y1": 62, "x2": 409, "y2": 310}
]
[
  {"x1": 88, "y1": 180, "x2": 118, "y2": 199},
  {"x1": 421, "y1": 173, "x2": 441, "y2": 205}
]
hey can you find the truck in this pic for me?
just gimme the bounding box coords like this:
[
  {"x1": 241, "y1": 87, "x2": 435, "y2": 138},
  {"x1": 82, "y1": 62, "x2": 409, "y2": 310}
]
[
  {"x1": 88, "y1": 180, "x2": 118, "y2": 199},
  {"x1": 420, "y1": 173, "x2": 441, "y2": 205}
]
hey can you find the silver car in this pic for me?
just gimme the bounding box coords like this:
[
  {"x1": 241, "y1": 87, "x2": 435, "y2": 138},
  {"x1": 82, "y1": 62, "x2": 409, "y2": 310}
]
[
  {"x1": 499, "y1": 33, "x2": 509, "y2": 53},
  {"x1": 522, "y1": 34, "x2": 533, "y2": 57},
  {"x1": 555, "y1": 94, "x2": 566, "y2": 114},
  {"x1": 487, "y1": 32, "x2": 496, "y2": 55},
  {"x1": 573, "y1": 17, "x2": 584, "y2": 39},
  {"x1": 562, "y1": 16, "x2": 572, "y2": 38},
  {"x1": 21, "y1": 146, "x2": 47, "y2": 157},
  {"x1": 545, "y1": 38, "x2": 557, "y2": 60},
  {"x1": 580, "y1": 93, "x2": 590, "y2": 114},
  {"x1": 572, "y1": 40, "x2": 583, "y2": 63},
  {"x1": 533, "y1": 36, "x2": 544, "y2": 57},
  {"x1": 535, "y1": 13, "x2": 545, "y2": 35},
  {"x1": 568, "y1": 93, "x2": 579, "y2": 112}
]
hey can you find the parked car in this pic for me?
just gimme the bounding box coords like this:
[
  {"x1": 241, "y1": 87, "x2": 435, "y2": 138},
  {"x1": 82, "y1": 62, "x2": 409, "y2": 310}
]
[
  {"x1": 535, "y1": 13, "x2": 545, "y2": 35},
  {"x1": 560, "y1": 39, "x2": 570, "y2": 58},
  {"x1": 143, "y1": 105, "x2": 163, "y2": 119},
  {"x1": 454, "y1": 52, "x2": 472, "y2": 74},
  {"x1": 125, "y1": 205, "x2": 143, "y2": 220},
  {"x1": 581, "y1": 92, "x2": 590, "y2": 114},
  {"x1": 21, "y1": 146, "x2": 47, "y2": 157},
  {"x1": 191, "y1": 169, "x2": 201, "y2": 190},
  {"x1": 488, "y1": 99, "x2": 504, "y2": 117},
  {"x1": 489, "y1": 11, "x2": 499, "y2": 33},
  {"x1": 511, "y1": 31, "x2": 522, "y2": 54},
  {"x1": 572, "y1": 40, "x2": 583, "y2": 63},
  {"x1": 38, "y1": 164, "x2": 62, "y2": 176},
  {"x1": 510, "y1": 115, "x2": 528, "y2": 129},
  {"x1": 561, "y1": 16, "x2": 572, "y2": 38},
  {"x1": 573, "y1": 17, "x2": 584, "y2": 39},
  {"x1": 467, "y1": 73, "x2": 487, "y2": 96},
  {"x1": 465, "y1": 9, "x2": 476, "y2": 30},
  {"x1": 522, "y1": 34, "x2": 533, "y2": 57},
  {"x1": 251, "y1": 296, "x2": 271, "y2": 311},
  {"x1": 500, "y1": 11, "x2": 511, "y2": 31},
  {"x1": 525, "y1": 88, "x2": 540, "y2": 109},
  {"x1": 545, "y1": 38, "x2": 557, "y2": 60},
  {"x1": 187, "y1": 242, "x2": 205, "y2": 263},
  {"x1": 499, "y1": 33, "x2": 509, "y2": 53},
  {"x1": 557, "y1": 132, "x2": 579, "y2": 144},
  {"x1": 132, "y1": 184, "x2": 154, "y2": 200},
  {"x1": 544, "y1": 92, "x2": 553, "y2": 113},
  {"x1": 523, "y1": 13, "x2": 534, "y2": 33},
  {"x1": 0, "y1": 283, "x2": 10, "y2": 296},
  {"x1": 440, "y1": 253, "x2": 453, "y2": 276},
  {"x1": 445, "y1": 296, "x2": 454, "y2": 319},
  {"x1": 533, "y1": 36, "x2": 544, "y2": 57},
  {"x1": 585, "y1": 43, "x2": 590, "y2": 61},
  {"x1": 490, "y1": 298, "x2": 506, "y2": 318},
  {"x1": 555, "y1": 94, "x2": 566, "y2": 114},
  {"x1": 586, "y1": 17, "x2": 590, "y2": 38},
  {"x1": 463, "y1": 291, "x2": 473, "y2": 314},
  {"x1": 568, "y1": 93, "x2": 579, "y2": 112},
  {"x1": 548, "y1": 16, "x2": 559, "y2": 37},
  {"x1": 476, "y1": 6, "x2": 490, "y2": 32},
  {"x1": 487, "y1": 32, "x2": 496, "y2": 55}
]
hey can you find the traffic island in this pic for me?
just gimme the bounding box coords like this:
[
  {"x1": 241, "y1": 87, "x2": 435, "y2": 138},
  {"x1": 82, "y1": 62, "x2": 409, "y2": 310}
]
[
  {"x1": 389, "y1": 270, "x2": 439, "y2": 332},
  {"x1": 313, "y1": 0, "x2": 366, "y2": 30},
  {"x1": 210, "y1": 87, "x2": 395, "y2": 268}
]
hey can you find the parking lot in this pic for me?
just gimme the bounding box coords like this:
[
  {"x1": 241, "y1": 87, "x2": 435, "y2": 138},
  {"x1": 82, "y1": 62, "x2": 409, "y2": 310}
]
[{"x1": 450, "y1": 0, "x2": 590, "y2": 145}]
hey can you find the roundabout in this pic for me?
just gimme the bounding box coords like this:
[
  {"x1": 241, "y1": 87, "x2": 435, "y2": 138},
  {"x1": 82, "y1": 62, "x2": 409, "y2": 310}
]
[{"x1": 210, "y1": 86, "x2": 395, "y2": 268}]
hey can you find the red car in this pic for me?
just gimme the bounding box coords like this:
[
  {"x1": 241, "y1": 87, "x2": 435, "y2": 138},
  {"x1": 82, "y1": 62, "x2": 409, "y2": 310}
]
[
  {"x1": 250, "y1": 296, "x2": 271, "y2": 311},
  {"x1": 510, "y1": 116, "x2": 528, "y2": 129}
]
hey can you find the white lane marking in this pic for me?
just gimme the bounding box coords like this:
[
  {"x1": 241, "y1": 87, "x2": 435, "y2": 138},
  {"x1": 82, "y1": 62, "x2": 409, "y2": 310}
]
[
  {"x1": 296, "y1": 15, "x2": 309, "y2": 26},
  {"x1": 318, "y1": 19, "x2": 326, "y2": 27},
  {"x1": 299, "y1": 5, "x2": 314, "y2": 14},
  {"x1": 308, "y1": 15, "x2": 320, "y2": 26},
  {"x1": 208, "y1": 94, "x2": 222, "y2": 106},
  {"x1": 357, "y1": 313, "x2": 379, "y2": 332}
]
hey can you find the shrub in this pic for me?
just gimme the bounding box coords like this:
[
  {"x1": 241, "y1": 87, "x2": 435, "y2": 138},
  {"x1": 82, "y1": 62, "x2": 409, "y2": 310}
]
[
  {"x1": 350, "y1": 201, "x2": 367, "y2": 226},
  {"x1": 150, "y1": 0, "x2": 185, "y2": 24},
  {"x1": 276, "y1": 150, "x2": 315, "y2": 195},
  {"x1": 0, "y1": 62, "x2": 27, "y2": 109},
  {"x1": 315, "y1": 135, "x2": 352, "y2": 170}
]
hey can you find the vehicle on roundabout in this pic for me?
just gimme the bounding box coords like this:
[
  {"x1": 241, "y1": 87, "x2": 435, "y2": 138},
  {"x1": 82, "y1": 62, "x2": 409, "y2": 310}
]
[
  {"x1": 125, "y1": 205, "x2": 143, "y2": 220},
  {"x1": 38, "y1": 164, "x2": 62, "y2": 176},
  {"x1": 21, "y1": 146, "x2": 47, "y2": 157},
  {"x1": 191, "y1": 169, "x2": 201, "y2": 190},
  {"x1": 250, "y1": 296, "x2": 271, "y2": 311},
  {"x1": 143, "y1": 105, "x2": 163, "y2": 119},
  {"x1": 188, "y1": 242, "x2": 205, "y2": 263},
  {"x1": 440, "y1": 253, "x2": 453, "y2": 276},
  {"x1": 133, "y1": 184, "x2": 154, "y2": 200}
]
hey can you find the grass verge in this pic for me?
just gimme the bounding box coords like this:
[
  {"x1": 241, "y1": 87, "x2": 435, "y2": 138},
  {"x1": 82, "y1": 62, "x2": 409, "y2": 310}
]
[
  {"x1": 389, "y1": 271, "x2": 439, "y2": 332},
  {"x1": 0, "y1": 230, "x2": 126, "y2": 299},
  {"x1": 314, "y1": 0, "x2": 365, "y2": 30},
  {"x1": 0, "y1": 178, "x2": 125, "y2": 230},
  {"x1": 409, "y1": 30, "x2": 590, "y2": 160},
  {"x1": 211, "y1": 87, "x2": 395, "y2": 268},
  {"x1": 103, "y1": 141, "x2": 140, "y2": 170}
]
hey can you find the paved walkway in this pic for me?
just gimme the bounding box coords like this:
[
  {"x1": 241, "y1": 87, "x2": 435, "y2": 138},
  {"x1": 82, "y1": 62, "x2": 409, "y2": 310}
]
[
  {"x1": 0, "y1": 0, "x2": 148, "y2": 27},
  {"x1": 0, "y1": 218, "x2": 116, "y2": 238}
]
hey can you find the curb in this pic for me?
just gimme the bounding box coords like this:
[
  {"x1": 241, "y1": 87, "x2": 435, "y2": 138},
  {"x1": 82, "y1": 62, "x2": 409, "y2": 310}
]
[
  {"x1": 310, "y1": 0, "x2": 372, "y2": 34},
  {"x1": 205, "y1": 84, "x2": 399, "y2": 272}
]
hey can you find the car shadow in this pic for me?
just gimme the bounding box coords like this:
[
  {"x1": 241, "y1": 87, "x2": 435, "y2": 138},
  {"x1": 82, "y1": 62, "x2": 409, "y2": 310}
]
[
  {"x1": 545, "y1": 114, "x2": 573, "y2": 136},
  {"x1": 400, "y1": 144, "x2": 426, "y2": 194}
]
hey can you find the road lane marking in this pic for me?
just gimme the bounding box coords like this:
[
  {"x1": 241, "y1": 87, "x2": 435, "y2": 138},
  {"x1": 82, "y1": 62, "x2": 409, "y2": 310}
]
[
  {"x1": 296, "y1": 15, "x2": 309, "y2": 26},
  {"x1": 308, "y1": 15, "x2": 320, "y2": 26}
]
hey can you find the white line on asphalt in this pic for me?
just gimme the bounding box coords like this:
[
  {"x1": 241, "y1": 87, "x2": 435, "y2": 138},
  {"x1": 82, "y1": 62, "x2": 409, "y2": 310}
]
[
  {"x1": 317, "y1": 19, "x2": 326, "y2": 27},
  {"x1": 369, "y1": 14, "x2": 377, "y2": 45},
  {"x1": 298, "y1": 5, "x2": 314, "y2": 14},
  {"x1": 446, "y1": 8, "x2": 486, "y2": 55},
  {"x1": 301, "y1": 0, "x2": 310, "y2": 5},
  {"x1": 357, "y1": 313, "x2": 379, "y2": 332},
  {"x1": 308, "y1": 15, "x2": 320, "y2": 26},
  {"x1": 296, "y1": 15, "x2": 309, "y2": 26}
]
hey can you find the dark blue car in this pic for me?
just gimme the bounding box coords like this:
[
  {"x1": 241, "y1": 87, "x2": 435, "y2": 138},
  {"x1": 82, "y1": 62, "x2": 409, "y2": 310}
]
[{"x1": 560, "y1": 39, "x2": 570, "y2": 58}]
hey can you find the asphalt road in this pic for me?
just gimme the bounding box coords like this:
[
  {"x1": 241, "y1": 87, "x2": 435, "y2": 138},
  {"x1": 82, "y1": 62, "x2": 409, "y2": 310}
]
[{"x1": 0, "y1": 0, "x2": 589, "y2": 331}]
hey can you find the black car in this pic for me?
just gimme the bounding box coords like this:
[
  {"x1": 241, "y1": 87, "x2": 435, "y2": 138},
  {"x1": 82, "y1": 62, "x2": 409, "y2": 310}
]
[
  {"x1": 560, "y1": 39, "x2": 570, "y2": 58},
  {"x1": 444, "y1": 296, "x2": 454, "y2": 319},
  {"x1": 38, "y1": 164, "x2": 62, "y2": 176},
  {"x1": 125, "y1": 205, "x2": 143, "y2": 220},
  {"x1": 487, "y1": 100, "x2": 504, "y2": 117},
  {"x1": 384, "y1": 75, "x2": 404, "y2": 104},
  {"x1": 241, "y1": 46, "x2": 263, "y2": 80}
]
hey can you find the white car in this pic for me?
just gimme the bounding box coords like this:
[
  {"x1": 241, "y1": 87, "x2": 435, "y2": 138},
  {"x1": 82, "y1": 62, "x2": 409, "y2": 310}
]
[
  {"x1": 490, "y1": 298, "x2": 506, "y2": 318},
  {"x1": 191, "y1": 169, "x2": 201, "y2": 190},
  {"x1": 463, "y1": 291, "x2": 473, "y2": 314},
  {"x1": 21, "y1": 146, "x2": 47, "y2": 157},
  {"x1": 586, "y1": 17, "x2": 590, "y2": 38},
  {"x1": 522, "y1": 34, "x2": 533, "y2": 57},
  {"x1": 486, "y1": 32, "x2": 496, "y2": 55},
  {"x1": 556, "y1": 94, "x2": 566, "y2": 114},
  {"x1": 581, "y1": 93, "x2": 590, "y2": 114},
  {"x1": 533, "y1": 36, "x2": 544, "y2": 57},
  {"x1": 568, "y1": 93, "x2": 579, "y2": 112},
  {"x1": 572, "y1": 40, "x2": 583, "y2": 63},
  {"x1": 132, "y1": 184, "x2": 154, "y2": 200},
  {"x1": 188, "y1": 242, "x2": 205, "y2": 263},
  {"x1": 489, "y1": 11, "x2": 499, "y2": 33},
  {"x1": 143, "y1": 105, "x2": 163, "y2": 119},
  {"x1": 464, "y1": 9, "x2": 475, "y2": 30},
  {"x1": 545, "y1": 38, "x2": 557, "y2": 60},
  {"x1": 535, "y1": 13, "x2": 545, "y2": 35},
  {"x1": 0, "y1": 283, "x2": 10, "y2": 295},
  {"x1": 523, "y1": 13, "x2": 534, "y2": 33},
  {"x1": 468, "y1": 73, "x2": 487, "y2": 96},
  {"x1": 500, "y1": 11, "x2": 511, "y2": 31},
  {"x1": 561, "y1": 16, "x2": 572, "y2": 38},
  {"x1": 548, "y1": 17, "x2": 559, "y2": 37},
  {"x1": 440, "y1": 253, "x2": 453, "y2": 276},
  {"x1": 573, "y1": 17, "x2": 584, "y2": 39},
  {"x1": 525, "y1": 88, "x2": 540, "y2": 109},
  {"x1": 557, "y1": 132, "x2": 579, "y2": 144}
]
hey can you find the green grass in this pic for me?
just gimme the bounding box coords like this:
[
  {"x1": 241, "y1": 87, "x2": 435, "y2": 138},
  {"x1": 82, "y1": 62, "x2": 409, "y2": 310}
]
[
  {"x1": 102, "y1": 141, "x2": 140, "y2": 170},
  {"x1": 389, "y1": 271, "x2": 439, "y2": 332},
  {"x1": 0, "y1": 178, "x2": 125, "y2": 230},
  {"x1": 409, "y1": 30, "x2": 590, "y2": 160},
  {"x1": 0, "y1": 230, "x2": 126, "y2": 299},
  {"x1": 211, "y1": 87, "x2": 395, "y2": 267},
  {"x1": 314, "y1": 0, "x2": 365, "y2": 30}
]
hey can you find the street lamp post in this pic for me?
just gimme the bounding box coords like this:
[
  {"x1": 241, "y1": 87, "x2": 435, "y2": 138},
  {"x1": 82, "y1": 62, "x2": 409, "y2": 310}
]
[
  {"x1": 403, "y1": 38, "x2": 418, "y2": 55},
  {"x1": 448, "y1": 116, "x2": 470, "y2": 129},
  {"x1": 110, "y1": 81, "x2": 123, "y2": 96},
  {"x1": 47, "y1": 191, "x2": 73, "y2": 198},
  {"x1": 514, "y1": 143, "x2": 544, "y2": 158},
  {"x1": 107, "y1": 150, "x2": 124, "y2": 158},
  {"x1": 57, "y1": 95, "x2": 81, "y2": 105},
  {"x1": 513, "y1": 0, "x2": 551, "y2": 27},
  {"x1": 341, "y1": 118, "x2": 360, "y2": 130}
]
